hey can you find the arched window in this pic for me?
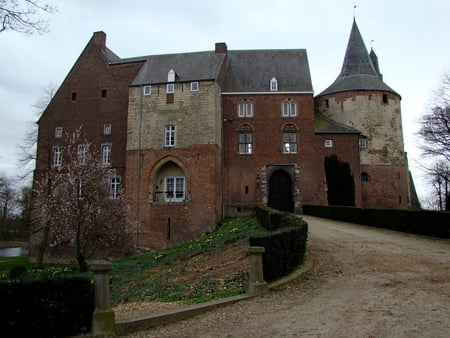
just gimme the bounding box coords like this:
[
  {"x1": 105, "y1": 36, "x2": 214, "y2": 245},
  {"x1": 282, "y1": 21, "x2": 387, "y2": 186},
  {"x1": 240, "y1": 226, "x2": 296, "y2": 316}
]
[
  {"x1": 281, "y1": 99, "x2": 297, "y2": 117},
  {"x1": 238, "y1": 124, "x2": 253, "y2": 154},
  {"x1": 282, "y1": 123, "x2": 298, "y2": 154},
  {"x1": 153, "y1": 161, "x2": 186, "y2": 203}
]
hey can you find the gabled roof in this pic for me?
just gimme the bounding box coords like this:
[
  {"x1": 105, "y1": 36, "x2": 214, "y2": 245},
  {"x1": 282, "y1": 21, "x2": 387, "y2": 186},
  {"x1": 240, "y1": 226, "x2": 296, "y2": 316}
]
[
  {"x1": 130, "y1": 51, "x2": 226, "y2": 86},
  {"x1": 223, "y1": 49, "x2": 313, "y2": 93},
  {"x1": 314, "y1": 111, "x2": 360, "y2": 134},
  {"x1": 318, "y1": 19, "x2": 398, "y2": 97}
]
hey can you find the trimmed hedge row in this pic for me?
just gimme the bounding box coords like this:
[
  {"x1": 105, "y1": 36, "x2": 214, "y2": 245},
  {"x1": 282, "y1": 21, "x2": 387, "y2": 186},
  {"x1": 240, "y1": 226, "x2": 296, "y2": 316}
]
[
  {"x1": 251, "y1": 205, "x2": 308, "y2": 282},
  {"x1": 1, "y1": 274, "x2": 94, "y2": 337},
  {"x1": 303, "y1": 205, "x2": 450, "y2": 238}
]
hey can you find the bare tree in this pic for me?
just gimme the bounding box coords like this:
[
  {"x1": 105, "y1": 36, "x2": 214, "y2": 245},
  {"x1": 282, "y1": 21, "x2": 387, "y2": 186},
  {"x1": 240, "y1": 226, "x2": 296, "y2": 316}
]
[
  {"x1": 18, "y1": 83, "x2": 57, "y2": 180},
  {"x1": 0, "y1": 0, "x2": 56, "y2": 35},
  {"x1": 0, "y1": 174, "x2": 18, "y2": 240},
  {"x1": 418, "y1": 72, "x2": 450, "y2": 209},
  {"x1": 31, "y1": 128, "x2": 131, "y2": 270}
]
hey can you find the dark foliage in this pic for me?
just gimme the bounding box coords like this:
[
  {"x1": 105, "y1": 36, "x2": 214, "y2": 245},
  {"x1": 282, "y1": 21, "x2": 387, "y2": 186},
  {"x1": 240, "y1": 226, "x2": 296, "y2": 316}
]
[
  {"x1": 0, "y1": 275, "x2": 94, "y2": 337},
  {"x1": 324, "y1": 155, "x2": 355, "y2": 206}
]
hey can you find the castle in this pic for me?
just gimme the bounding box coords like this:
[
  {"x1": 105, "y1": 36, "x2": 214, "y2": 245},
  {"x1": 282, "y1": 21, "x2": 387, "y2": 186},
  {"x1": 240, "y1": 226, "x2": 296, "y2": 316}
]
[{"x1": 32, "y1": 19, "x2": 419, "y2": 251}]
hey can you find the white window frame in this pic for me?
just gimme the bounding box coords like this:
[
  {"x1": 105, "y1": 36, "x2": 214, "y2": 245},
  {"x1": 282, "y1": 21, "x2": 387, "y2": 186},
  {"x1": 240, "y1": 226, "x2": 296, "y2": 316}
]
[
  {"x1": 104, "y1": 124, "x2": 112, "y2": 135},
  {"x1": 101, "y1": 144, "x2": 112, "y2": 165},
  {"x1": 77, "y1": 144, "x2": 89, "y2": 165},
  {"x1": 190, "y1": 81, "x2": 199, "y2": 92},
  {"x1": 167, "y1": 83, "x2": 174, "y2": 94},
  {"x1": 52, "y1": 145, "x2": 62, "y2": 166},
  {"x1": 238, "y1": 101, "x2": 253, "y2": 118},
  {"x1": 143, "y1": 85, "x2": 151, "y2": 96},
  {"x1": 270, "y1": 77, "x2": 278, "y2": 91},
  {"x1": 282, "y1": 101, "x2": 297, "y2": 117},
  {"x1": 55, "y1": 127, "x2": 63, "y2": 138},
  {"x1": 164, "y1": 125, "x2": 176, "y2": 147},
  {"x1": 359, "y1": 137, "x2": 367, "y2": 149},
  {"x1": 164, "y1": 176, "x2": 185, "y2": 202},
  {"x1": 283, "y1": 132, "x2": 297, "y2": 154},
  {"x1": 324, "y1": 139, "x2": 333, "y2": 148},
  {"x1": 110, "y1": 176, "x2": 121, "y2": 199}
]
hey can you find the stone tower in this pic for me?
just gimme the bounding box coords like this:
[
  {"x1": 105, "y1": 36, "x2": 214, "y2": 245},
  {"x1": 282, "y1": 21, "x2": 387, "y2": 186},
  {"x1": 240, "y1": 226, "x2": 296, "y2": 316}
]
[{"x1": 315, "y1": 19, "x2": 413, "y2": 209}]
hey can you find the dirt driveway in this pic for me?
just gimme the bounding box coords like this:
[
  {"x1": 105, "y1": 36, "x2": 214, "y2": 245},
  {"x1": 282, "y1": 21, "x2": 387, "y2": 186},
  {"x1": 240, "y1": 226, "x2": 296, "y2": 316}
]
[{"x1": 127, "y1": 215, "x2": 450, "y2": 337}]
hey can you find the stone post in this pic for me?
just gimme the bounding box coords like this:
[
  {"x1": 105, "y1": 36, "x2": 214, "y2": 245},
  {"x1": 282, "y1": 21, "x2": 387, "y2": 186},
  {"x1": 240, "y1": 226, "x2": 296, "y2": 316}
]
[
  {"x1": 91, "y1": 260, "x2": 115, "y2": 337},
  {"x1": 247, "y1": 246, "x2": 268, "y2": 295}
]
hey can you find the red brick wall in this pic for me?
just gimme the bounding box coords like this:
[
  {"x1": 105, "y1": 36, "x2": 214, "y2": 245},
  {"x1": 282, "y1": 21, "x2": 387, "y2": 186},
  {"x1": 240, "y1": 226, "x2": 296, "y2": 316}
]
[{"x1": 126, "y1": 144, "x2": 222, "y2": 249}]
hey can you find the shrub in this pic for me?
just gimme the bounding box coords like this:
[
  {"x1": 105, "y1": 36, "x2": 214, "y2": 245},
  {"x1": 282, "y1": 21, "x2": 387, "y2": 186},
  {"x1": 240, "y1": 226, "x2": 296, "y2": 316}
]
[
  {"x1": 303, "y1": 205, "x2": 450, "y2": 238},
  {"x1": 251, "y1": 208, "x2": 308, "y2": 282},
  {"x1": 0, "y1": 274, "x2": 94, "y2": 337}
]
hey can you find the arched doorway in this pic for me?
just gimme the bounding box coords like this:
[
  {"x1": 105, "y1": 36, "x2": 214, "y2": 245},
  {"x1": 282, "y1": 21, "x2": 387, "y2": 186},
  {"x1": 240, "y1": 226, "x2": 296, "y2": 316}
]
[{"x1": 268, "y1": 169, "x2": 294, "y2": 212}]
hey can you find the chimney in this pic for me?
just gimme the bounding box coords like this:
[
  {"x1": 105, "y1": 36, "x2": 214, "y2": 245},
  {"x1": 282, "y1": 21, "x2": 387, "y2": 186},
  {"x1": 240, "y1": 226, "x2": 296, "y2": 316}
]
[
  {"x1": 93, "y1": 31, "x2": 107, "y2": 50},
  {"x1": 215, "y1": 42, "x2": 228, "y2": 54}
]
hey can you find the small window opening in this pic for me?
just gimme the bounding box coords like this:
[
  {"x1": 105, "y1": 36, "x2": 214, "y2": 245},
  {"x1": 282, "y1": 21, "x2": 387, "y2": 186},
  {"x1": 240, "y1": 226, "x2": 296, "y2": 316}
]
[
  {"x1": 382, "y1": 93, "x2": 388, "y2": 104},
  {"x1": 72, "y1": 92, "x2": 77, "y2": 101},
  {"x1": 101, "y1": 89, "x2": 107, "y2": 98},
  {"x1": 325, "y1": 99, "x2": 329, "y2": 108},
  {"x1": 237, "y1": 207, "x2": 242, "y2": 212},
  {"x1": 245, "y1": 185, "x2": 249, "y2": 194},
  {"x1": 143, "y1": 85, "x2": 151, "y2": 96}
]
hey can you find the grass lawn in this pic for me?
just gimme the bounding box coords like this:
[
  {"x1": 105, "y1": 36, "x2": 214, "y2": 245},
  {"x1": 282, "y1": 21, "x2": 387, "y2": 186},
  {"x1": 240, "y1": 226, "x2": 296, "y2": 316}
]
[{"x1": 1, "y1": 216, "x2": 267, "y2": 306}]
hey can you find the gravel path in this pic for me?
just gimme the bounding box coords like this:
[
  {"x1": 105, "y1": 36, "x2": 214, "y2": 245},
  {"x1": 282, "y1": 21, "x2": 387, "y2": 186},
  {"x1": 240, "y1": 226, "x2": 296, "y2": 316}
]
[{"x1": 125, "y1": 215, "x2": 450, "y2": 337}]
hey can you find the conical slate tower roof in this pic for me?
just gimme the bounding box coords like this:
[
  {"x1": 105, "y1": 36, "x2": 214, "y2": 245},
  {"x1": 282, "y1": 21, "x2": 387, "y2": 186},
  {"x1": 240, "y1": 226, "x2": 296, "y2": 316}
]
[{"x1": 318, "y1": 19, "x2": 398, "y2": 96}]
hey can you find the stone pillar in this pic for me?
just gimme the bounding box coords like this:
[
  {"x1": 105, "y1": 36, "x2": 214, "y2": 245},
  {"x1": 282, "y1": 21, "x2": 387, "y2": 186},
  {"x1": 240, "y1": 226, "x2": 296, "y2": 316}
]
[
  {"x1": 91, "y1": 260, "x2": 115, "y2": 337},
  {"x1": 247, "y1": 246, "x2": 268, "y2": 295}
]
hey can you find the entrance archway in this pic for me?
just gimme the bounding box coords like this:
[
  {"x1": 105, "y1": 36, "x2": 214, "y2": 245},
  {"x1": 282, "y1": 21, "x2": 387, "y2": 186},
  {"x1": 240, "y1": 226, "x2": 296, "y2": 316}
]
[{"x1": 268, "y1": 169, "x2": 294, "y2": 212}]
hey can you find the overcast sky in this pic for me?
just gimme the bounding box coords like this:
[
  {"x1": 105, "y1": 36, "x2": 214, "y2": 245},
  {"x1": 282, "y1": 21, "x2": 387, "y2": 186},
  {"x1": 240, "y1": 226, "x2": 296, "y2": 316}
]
[{"x1": 1, "y1": 0, "x2": 449, "y2": 202}]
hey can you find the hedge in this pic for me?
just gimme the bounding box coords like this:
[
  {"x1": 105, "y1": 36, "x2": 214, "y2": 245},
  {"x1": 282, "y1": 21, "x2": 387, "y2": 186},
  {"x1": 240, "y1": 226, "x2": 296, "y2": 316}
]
[
  {"x1": 1, "y1": 274, "x2": 94, "y2": 337},
  {"x1": 251, "y1": 205, "x2": 308, "y2": 282},
  {"x1": 303, "y1": 205, "x2": 450, "y2": 238}
]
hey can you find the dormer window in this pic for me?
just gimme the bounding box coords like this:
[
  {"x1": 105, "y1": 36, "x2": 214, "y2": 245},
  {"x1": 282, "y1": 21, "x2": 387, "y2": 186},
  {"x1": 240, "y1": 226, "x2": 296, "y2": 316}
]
[
  {"x1": 167, "y1": 69, "x2": 176, "y2": 93},
  {"x1": 270, "y1": 77, "x2": 278, "y2": 91},
  {"x1": 168, "y1": 69, "x2": 176, "y2": 82}
]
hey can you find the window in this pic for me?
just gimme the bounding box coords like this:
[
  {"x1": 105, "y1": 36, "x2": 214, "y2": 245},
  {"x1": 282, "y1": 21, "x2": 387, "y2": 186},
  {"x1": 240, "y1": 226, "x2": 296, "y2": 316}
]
[
  {"x1": 382, "y1": 93, "x2": 388, "y2": 104},
  {"x1": 164, "y1": 125, "x2": 176, "y2": 147},
  {"x1": 55, "y1": 127, "x2": 63, "y2": 138},
  {"x1": 325, "y1": 99, "x2": 329, "y2": 108},
  {"x1": 71, "y1": 92, "x2": 77, "y2": 101},
  {"x1": 361, "y1": 172, "x2": 369, "y2": 182},
  {"x1": 52, "y1": 145, "x2": 62, "y2": 166},
  {"x1": 76, "y1": 179, "x2": 84, "y2": 199},
  {"x1": 110, "y1": 176, "x2": 121, "y2": 199},
  {"x1": 143, "y1": 85, "x2": 151, "y2": 96},
  {"x1": 270, "y1": 77, "x2": 278, "y2": 91},
  {"x1": 190, "y1": 82, "x2": 199, "y2": 92},
  {"x1": 359, "y1": 136, "x2": 367, "y2": 149},
  {"x1": 238, "y1": 101, "x2": 253, "y2": 117},
  {"x1": 282, "y1": 124, "x2": 298, "y2": 153},
  {"x1": 167, "y1": 69, "x2": 175, "y2": 93},
  {"x1": 104, "y1": 124, "x2": 112, "y2": 135},
  {"x1": 77, "y1": 144, "x2": 88, "y2": 165},
  {"x1": 324, "y1": 139, "x2": 333, "y2": 148},
  {"x1": 101, "y1": 89, "x2": 107, "y2": 98},
  {"x1": 101, "y1": 144, "x2": 111, "y2": 165},
  {"x1": 282, "y1": 100, "x2": 297, "y2": 117},
  {"x1": 238, "y1": 124, "x2": 253, "y2": 154},
  {"x1": 164, "y1": 176, "x2": 185, "y2": 202}
]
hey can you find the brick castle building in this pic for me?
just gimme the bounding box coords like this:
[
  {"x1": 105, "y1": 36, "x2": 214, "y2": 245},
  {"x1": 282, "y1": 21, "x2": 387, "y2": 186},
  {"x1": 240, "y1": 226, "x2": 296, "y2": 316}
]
[{"x1": 32, "y1": 19, "x2": 419, "y2": 251}]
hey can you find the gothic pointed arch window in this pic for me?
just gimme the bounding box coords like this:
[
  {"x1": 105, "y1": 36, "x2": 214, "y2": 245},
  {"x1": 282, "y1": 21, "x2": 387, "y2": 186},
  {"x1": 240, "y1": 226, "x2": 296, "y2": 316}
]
[
  {"x1": 282, "y1": 123, "x2": 298, "y2": 154},
  {"x1": 238, "y1": 123, "x2": 253, "y2": 154},
  {"x1": 152, "y1": 160, "x2": 187, "y2": 203},
  {"x1": 270, "y1": 77, "x2": 278, "y2": 91}
]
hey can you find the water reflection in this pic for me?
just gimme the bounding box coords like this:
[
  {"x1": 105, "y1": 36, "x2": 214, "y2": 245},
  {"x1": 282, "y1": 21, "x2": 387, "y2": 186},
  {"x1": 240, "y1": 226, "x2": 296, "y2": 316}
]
[{"x1": 0, "y1": 247, "x2": 29, "y2": 257}]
